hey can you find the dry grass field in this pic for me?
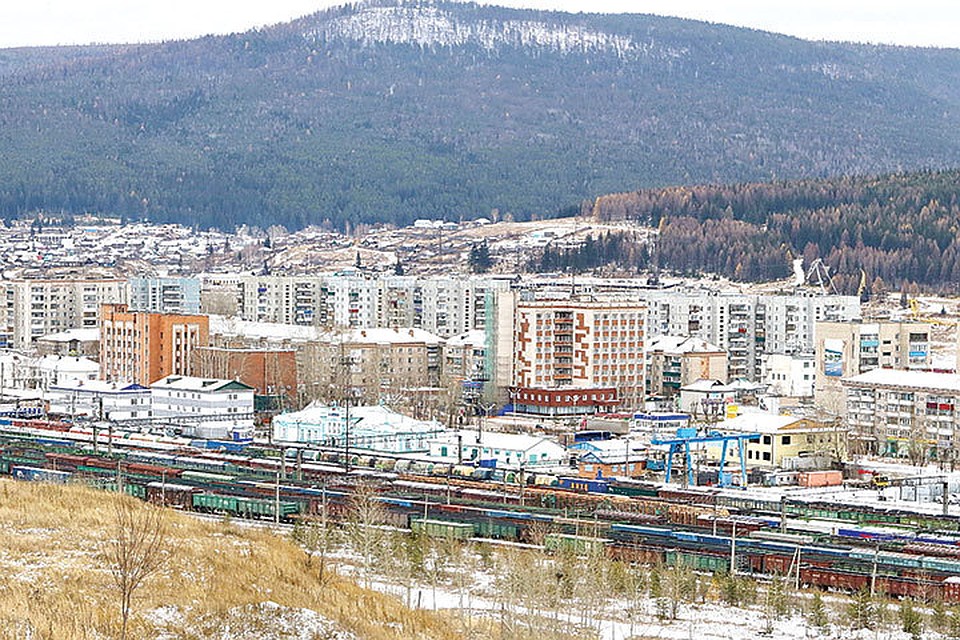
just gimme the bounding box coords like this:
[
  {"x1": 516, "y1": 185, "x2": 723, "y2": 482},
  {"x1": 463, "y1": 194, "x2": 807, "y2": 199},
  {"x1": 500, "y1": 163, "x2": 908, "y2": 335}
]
[{"x1": 0, "y1": 479, "x2": 462, "y2": 640}]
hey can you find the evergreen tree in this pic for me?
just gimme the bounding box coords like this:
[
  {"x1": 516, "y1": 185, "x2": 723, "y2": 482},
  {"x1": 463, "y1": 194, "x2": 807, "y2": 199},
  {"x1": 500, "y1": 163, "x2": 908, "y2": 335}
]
[
  {"x1": 807, "y1": 591, "x2": 829, "y2": 630},
  {"x1": 468, "y1": 241, "x2": 493, "y2": 273},
  {"x1": 846, "y1": 588, "x2": 876, "y2": 630},
  {"x1": 900, "y1": 599, "x2": 923, "y2": 640}
]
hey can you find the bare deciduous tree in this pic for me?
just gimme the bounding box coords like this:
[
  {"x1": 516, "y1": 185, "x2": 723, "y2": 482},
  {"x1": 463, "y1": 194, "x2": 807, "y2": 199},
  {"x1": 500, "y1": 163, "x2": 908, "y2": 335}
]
[{"x1": 103, "y1": 498, "x2": 169, "y2": 640}]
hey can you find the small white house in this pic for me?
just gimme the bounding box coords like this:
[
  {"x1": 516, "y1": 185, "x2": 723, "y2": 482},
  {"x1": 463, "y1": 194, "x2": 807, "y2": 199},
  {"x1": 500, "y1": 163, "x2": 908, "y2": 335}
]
[
  {"x1": 150, "y1": 375, "x2": 254, "y2": 440},
  {"x1": 272, "y1": 403, "x2": 441, "y2": 453},
  {"x1": 37, "y1": 355, "x2": 99, "y2": 389},
  {"x1": 762, "y1": 353, "x2": 815, "y2": 397},
  {"x1": 428, "y1": 430, "x2": 567, "y2": 469},
  {"x1": 678, "y1": 379, "x2": 736, "y2": 415}
]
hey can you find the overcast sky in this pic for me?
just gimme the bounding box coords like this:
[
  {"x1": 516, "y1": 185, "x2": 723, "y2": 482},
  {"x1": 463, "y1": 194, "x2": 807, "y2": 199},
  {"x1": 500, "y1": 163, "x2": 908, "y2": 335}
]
[{"x1": 1, "y1": 0, "x2": 958, "y2": 49}]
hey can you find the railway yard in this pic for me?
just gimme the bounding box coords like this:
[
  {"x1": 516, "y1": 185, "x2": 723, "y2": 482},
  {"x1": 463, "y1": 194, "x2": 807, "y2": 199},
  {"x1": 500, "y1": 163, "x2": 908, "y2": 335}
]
[{"x1": 3, "y1": 416, "x2": 960, "y2": 611}]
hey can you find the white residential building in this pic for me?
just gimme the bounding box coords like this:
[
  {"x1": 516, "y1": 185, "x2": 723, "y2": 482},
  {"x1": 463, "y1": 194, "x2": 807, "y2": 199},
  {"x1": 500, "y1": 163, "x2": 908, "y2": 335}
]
[
  {"x1": 47, "y1": 381, "x2": 151, "y2": 421},
  {"x1": 428, "y1": 430, "x2": 567, "y2": 469},
  {"x1": 150, "y1": 375, "x2": 254, "y2": 440},
  {"x1": 129, "y1": 277, "x2": 201, "y2": 314},
  {"x1": 0, "y1": 279, "x2": 128, "y2": 350},
  {"x1": 843, "y1": 368, "x2": 960, "y2": 459},
  {"x1": 199, "y1": 273, "x2": 511, "y2": 337},
  {"x1": 272, "y1": 403, "x2": 442, "y2": 453},
  {"x1": 763, "y1": 353, "x2": 816, "y2": 397},
  {"x1": 641, "y1": 291, "x2": 860, "y2": 381}
]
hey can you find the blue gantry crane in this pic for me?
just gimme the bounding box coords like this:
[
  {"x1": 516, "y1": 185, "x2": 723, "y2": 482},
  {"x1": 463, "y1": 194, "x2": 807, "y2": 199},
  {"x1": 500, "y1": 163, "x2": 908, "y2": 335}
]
[{"x1": 651, "y1": 429, "x2": 761, "y2": 488}]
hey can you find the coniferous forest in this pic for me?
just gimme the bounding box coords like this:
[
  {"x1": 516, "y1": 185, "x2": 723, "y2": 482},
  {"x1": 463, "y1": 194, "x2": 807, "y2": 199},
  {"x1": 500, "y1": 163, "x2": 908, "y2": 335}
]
[
  {"x1": 572, "y1": 170, "x2": 960, "y2": 294},
  {"x1": 3, "y1": 1, "x2": 960, "y2": 234}
]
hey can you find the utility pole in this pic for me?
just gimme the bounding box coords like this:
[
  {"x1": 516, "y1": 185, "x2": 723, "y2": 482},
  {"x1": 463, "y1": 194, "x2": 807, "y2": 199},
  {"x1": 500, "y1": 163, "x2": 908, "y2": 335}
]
[
  {"x1": 274, "y1": 471, "x2": 281, "y2": 525},
  {"x1": 729, "y1": 520, "x2": 737, "y2": 576},
  {"x1": 344, "y1": 393, "x2": 351, "y2": 472}
]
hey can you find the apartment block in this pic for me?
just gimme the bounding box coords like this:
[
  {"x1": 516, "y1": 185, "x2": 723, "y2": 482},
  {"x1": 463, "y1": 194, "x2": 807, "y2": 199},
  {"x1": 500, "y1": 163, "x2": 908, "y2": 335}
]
[
  {"x1": 645, "y1": 335, "x2": 727, "y2": 398},
  {"x1": 815, "y1": 321, "x2": 932, "y2": 414},
  {"x1": 514, "y1": 296, "x2": 645, "y2": 412},
  {"x1": 0, "y1": 279, "x2": 128, "y2": 350},
  {"x1": 843, "y1": 369, "x2": 960, "y2": 459},
  {"x1": 100, "y1": 303, "x2": 209, "y2": 386},
  {"x1": 129, "y1": 277, "x2": 201, "y2": 314},
  {"x1": 641, "y1": 291, "x2": 860, "y2": 381},
  {"x1": 199, "y1": 273, "x2": 511, "y2": 337}
]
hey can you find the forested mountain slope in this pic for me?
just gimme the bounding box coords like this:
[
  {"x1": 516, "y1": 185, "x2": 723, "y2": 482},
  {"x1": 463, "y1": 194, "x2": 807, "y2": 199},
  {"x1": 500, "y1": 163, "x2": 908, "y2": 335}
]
[
  {"x1": 3, "y1": 0, "x2": 960, "y2": 230},
  {"x1": 568, "y1": 170, "x2": 960, "y2": 293}
]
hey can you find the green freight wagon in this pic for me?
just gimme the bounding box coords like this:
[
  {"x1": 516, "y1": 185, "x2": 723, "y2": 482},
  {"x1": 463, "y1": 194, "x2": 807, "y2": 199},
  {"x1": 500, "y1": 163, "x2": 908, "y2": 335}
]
[
  {"x1": 192, "y1": 493, "x2": 299, "y2": 519},
  {"x1": 665, "y1": 550, "x2": 729, "y2": 572},
  {"x1": 475, "y1": 520, "x2": 520, "y2": 540},
  {"x1": 543, "y1": 533, "x2": 610, "y2": 556},
  {"x1": 411, "y1": 519, "x2": 475, "y2": 541}
]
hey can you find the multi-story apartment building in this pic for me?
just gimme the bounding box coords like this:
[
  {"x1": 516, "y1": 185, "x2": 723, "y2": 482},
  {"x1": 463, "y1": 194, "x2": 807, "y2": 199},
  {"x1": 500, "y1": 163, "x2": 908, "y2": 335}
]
[
  {"x1": 645, "y1": 335, "x2": 727, "y2": 398},
  {"x1": 100, "y1": 303, "x2": 209, "y2": 386},
  {"x1": 763, "y1": 353, "x2": 816, "y2": 397},
  {"x1": 815, "y1": 321, "x2": 932, "y2": 414},
  {"x1": 199, "y1": 273, "x2": 511, "y2": 337},
  {"x1": 206, "y1": 317, "x2": 444, "y2": 409},
  {"x1": 641, "y1": 291, "x2": 861, "y2": 381},
  {"x1": 843, "y1": 369, "x2": 960, "y2": 459},
  {"x1": 513, "y1": 296, "x2": 646, "y2": 412},
  {"x1": 443, "y1": 330, "x2": 486, "y2": 377},
  {"x1": 0, "y1": 279, "x2": 128, "y2": 349},
  {"x1": 129, "y1": 277, "x2": 201, "y2": 314}
]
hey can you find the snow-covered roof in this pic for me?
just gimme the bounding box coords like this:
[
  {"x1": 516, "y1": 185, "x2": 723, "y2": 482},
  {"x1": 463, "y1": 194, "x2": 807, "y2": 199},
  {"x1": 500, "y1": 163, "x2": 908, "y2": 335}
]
[
  {"x1": 445, "y1": 329, "x2": 486, "y2": 349},
  {"x1": 209, "y1": 316, "x2": 443, "y2": 346},
  {"x1": 845, "y1": 368, "x2": 960, "y2": 393},
  {"x1": 151, "y1": 375, "x2": 254, "y2": 393},
  {"x1": 647, "y1": 335, "x2": 722, "y2": 354},
  {"x1": 274, "y1": 402, "x2": 441, "y2": 434},
  {"x1": 717, "y1": 413, "x2": 802, "y2": 434},
  {"x1": 570, "y1": 438, "x2": 646, "y2": 463},
  {"x1": 680, "y1": 379, "x2": 732, "y2": 393},
  {"x1": 37, "y1": 328, "x2": 100, "y2": 343},
  {"x1": 435, "y1": 429, "x2": 565, "y2": 453},
  {"x1": 209, "y1": 316, "x2": 318, "y2": 342},
  {"x1": 37, "y1": 355, "x2": 99, "y2": 374},
  {"x1": 50, "y1": 380, "x2": 149, "y2": 394},
  {"x1": 343, "y1": 327, "x2": 442, "y2": 346}
]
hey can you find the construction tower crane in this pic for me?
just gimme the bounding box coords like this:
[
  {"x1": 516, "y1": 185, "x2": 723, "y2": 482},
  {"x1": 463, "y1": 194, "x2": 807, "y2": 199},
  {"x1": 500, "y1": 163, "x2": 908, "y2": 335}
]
[{"x1": 805, "y1": 258, "x2": 838, "y2": 295}]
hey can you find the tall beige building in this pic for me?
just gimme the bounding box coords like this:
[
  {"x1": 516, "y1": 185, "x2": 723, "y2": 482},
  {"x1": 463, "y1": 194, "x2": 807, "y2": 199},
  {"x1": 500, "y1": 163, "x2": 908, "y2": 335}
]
[
  {"x1": 814, "y1": 321, "x2": 932, "y2": 414},
  {"x1": 645, "y1": 335, "x2": 727, "y2": 398},
  {"x1": 0, "y1": 279, "x2": 128, "y2": 350},
  {"x1": 514, "y1": 296, "x2": 645, "y2": 412}
]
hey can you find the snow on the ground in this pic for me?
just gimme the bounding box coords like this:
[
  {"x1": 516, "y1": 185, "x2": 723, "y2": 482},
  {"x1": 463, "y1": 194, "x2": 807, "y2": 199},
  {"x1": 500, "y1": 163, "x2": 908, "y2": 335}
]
[{"x1": 149, "y1": 602, "x2": 356, "y2": 640}]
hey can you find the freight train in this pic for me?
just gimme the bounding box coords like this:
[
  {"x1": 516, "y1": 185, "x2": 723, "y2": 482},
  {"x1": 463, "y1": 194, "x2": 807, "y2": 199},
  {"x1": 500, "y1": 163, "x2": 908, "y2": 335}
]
[{"x1": 4, "y1": 421, "x2": 960, "y2": 602}]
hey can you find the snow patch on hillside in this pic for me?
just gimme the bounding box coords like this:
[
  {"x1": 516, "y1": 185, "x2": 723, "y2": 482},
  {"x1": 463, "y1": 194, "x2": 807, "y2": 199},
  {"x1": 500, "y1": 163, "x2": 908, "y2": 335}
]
[{"x1": 308, "y1": 5, "x2": 687, "y2": 60}]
